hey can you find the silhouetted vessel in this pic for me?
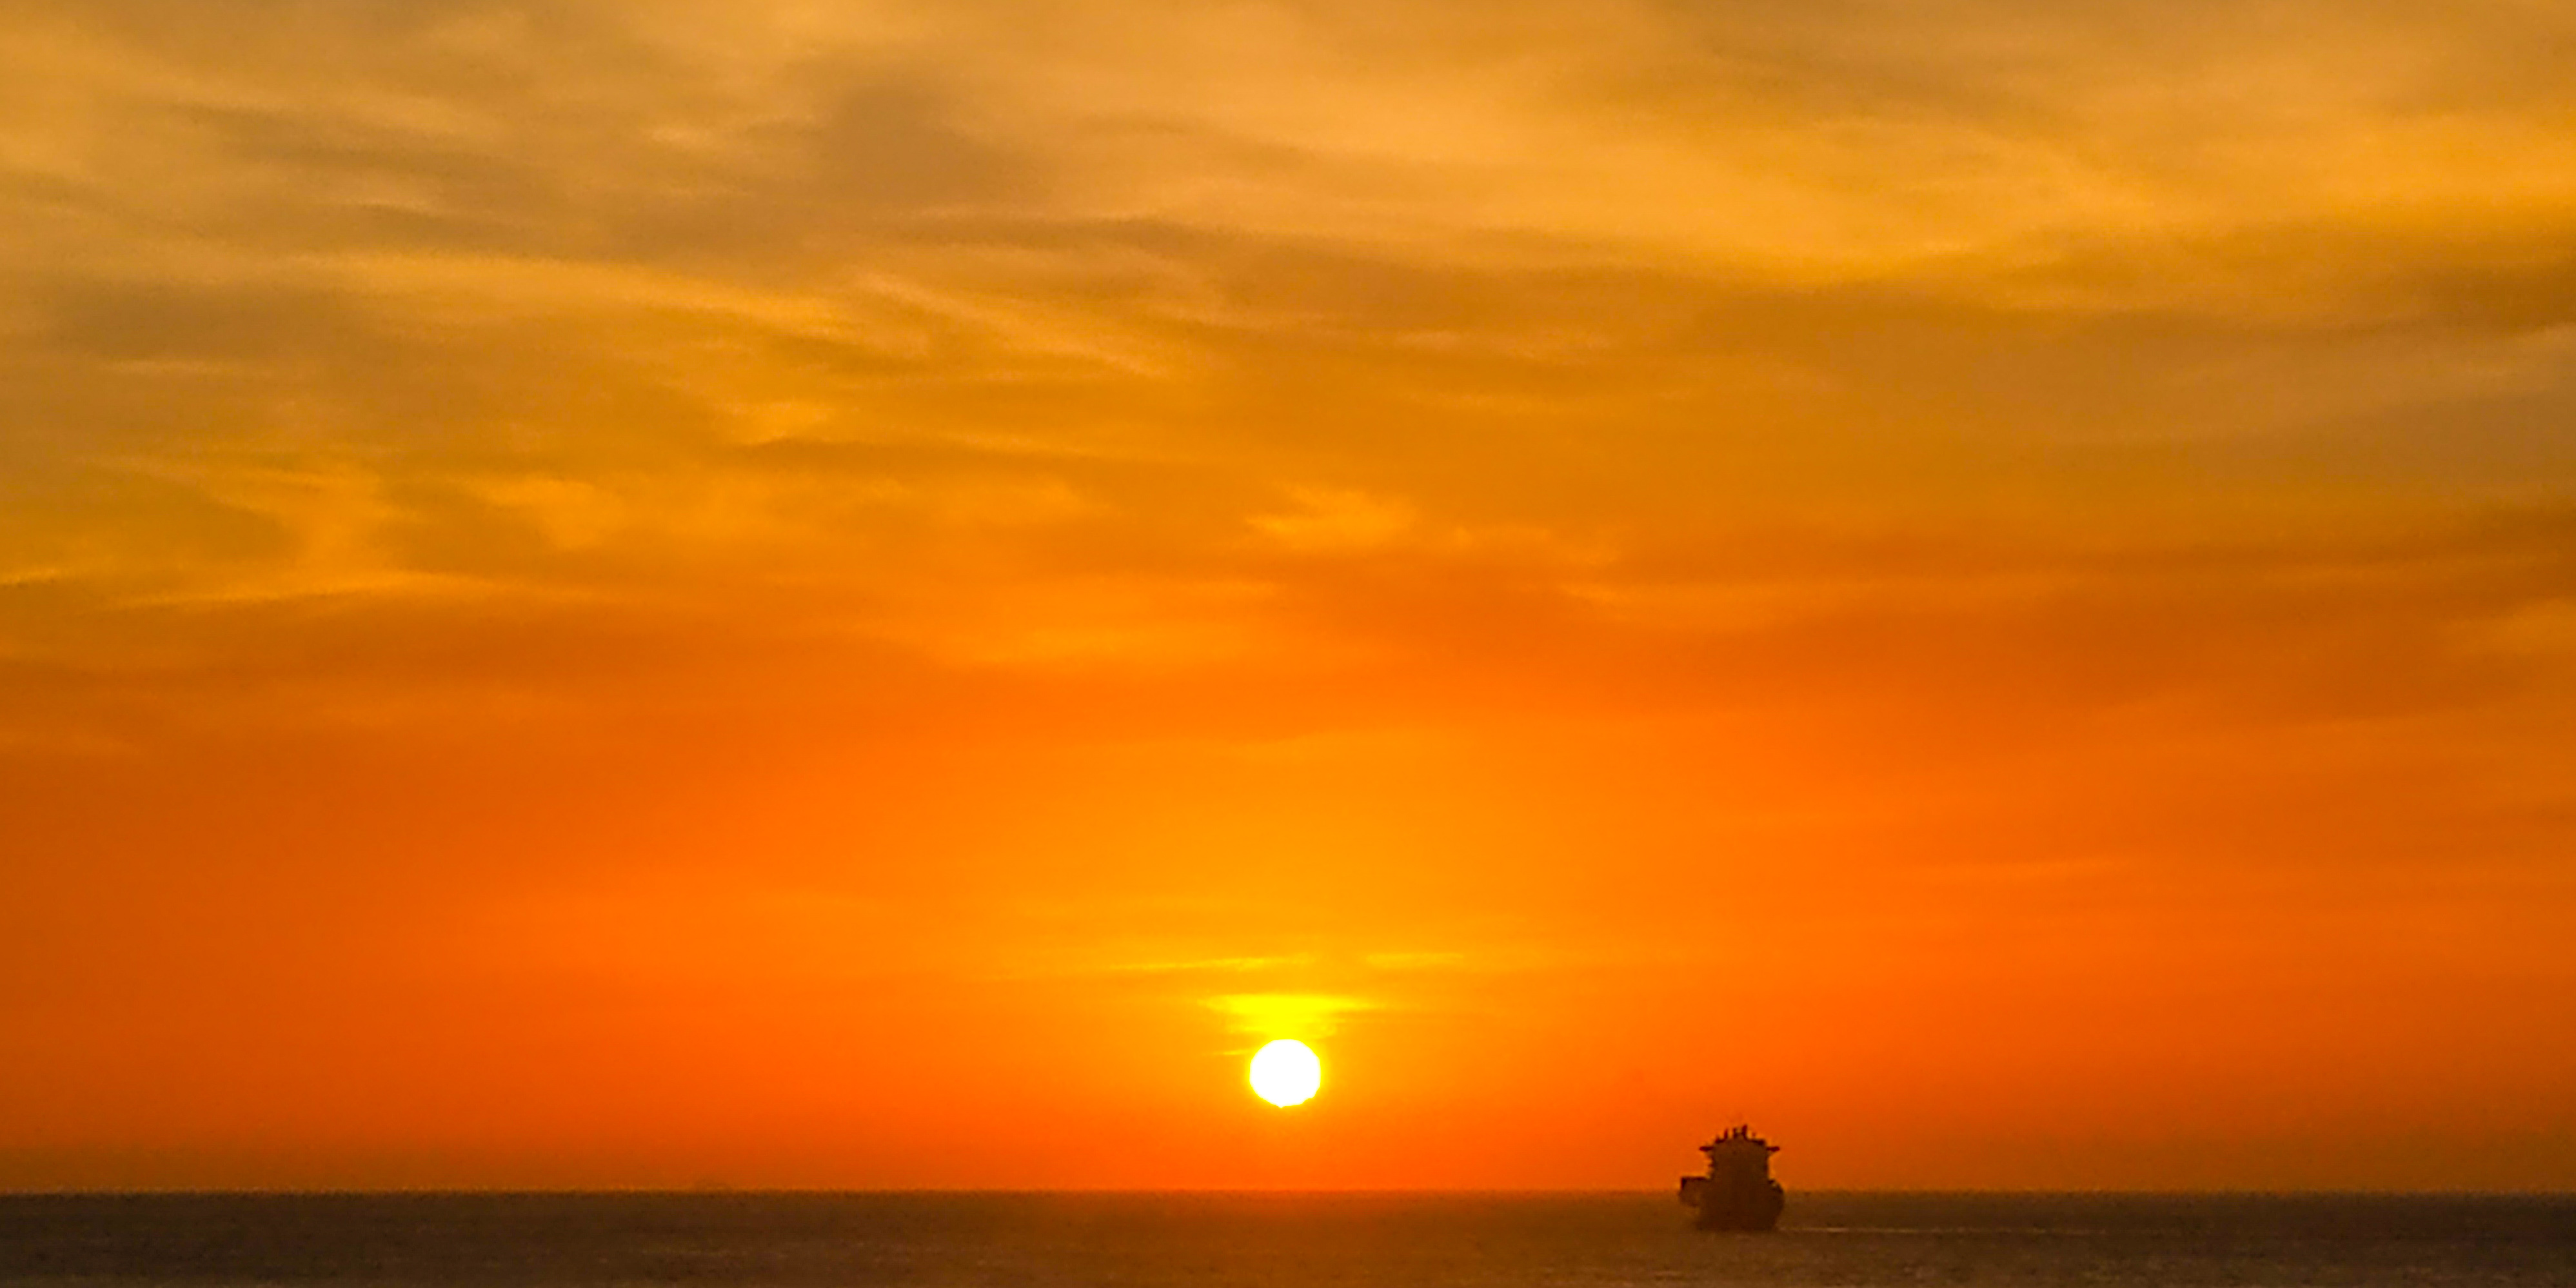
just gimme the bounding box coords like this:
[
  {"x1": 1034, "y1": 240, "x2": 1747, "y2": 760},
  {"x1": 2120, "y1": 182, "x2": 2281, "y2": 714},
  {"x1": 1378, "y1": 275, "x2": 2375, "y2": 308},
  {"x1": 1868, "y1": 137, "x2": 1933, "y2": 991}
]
[{"x1": 1678, "y1": 1124, "x2": 1785, "y2": 1231}]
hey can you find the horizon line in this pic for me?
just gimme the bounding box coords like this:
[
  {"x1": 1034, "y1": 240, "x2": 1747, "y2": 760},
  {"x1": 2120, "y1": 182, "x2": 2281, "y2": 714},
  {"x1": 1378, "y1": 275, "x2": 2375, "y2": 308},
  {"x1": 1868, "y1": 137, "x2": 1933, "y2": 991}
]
[{"x1": 6, "y1": 1186, "x2": 2573, "y2": 1198}]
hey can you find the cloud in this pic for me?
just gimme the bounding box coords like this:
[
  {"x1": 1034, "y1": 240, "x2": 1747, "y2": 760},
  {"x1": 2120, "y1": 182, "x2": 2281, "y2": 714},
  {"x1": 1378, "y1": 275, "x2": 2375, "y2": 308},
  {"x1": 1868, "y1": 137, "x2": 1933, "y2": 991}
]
[
  {"x1": 1249, "y1": 486, "x2": 1416, "y2": 552},
  {"x1": 1205, "y1": 992, "x2": 1376, "y2": 1038}
]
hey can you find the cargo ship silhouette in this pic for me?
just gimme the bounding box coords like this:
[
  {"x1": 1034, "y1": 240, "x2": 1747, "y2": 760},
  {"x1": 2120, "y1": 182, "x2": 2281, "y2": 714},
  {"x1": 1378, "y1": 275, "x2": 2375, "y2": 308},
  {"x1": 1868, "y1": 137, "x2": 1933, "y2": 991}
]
[{"x1": 1678, "y1": 1124, "x2": 1785, "y2": 1231}]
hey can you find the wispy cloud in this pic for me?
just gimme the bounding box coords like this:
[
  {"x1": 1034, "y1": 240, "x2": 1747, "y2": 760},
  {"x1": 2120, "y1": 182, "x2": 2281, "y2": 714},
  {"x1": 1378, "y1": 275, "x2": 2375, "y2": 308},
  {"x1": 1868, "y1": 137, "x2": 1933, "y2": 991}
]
[{"x1": 1205, "y1": 992, "x2": 1377, "y2": 1038}]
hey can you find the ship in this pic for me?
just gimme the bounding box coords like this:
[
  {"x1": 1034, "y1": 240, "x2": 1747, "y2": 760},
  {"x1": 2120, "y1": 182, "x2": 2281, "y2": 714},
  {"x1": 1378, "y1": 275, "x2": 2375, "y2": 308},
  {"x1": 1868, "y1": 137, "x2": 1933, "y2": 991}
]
[{"x1": 1678, "y1": 1124, "x2": 1785, "y2": 1231}]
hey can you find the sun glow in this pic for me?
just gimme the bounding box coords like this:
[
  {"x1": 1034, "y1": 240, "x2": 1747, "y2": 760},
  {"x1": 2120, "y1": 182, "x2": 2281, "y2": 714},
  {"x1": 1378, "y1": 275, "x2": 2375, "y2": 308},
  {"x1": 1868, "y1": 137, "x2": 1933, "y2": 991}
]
[{"x1": 1249, "y1": 1038, "x2": 1322, "y2": 1107}]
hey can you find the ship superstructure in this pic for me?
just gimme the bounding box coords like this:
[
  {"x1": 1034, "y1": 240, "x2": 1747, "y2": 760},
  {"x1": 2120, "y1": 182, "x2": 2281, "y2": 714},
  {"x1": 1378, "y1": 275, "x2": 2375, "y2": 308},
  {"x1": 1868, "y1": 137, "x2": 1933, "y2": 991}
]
[{"x1": 1678, "y1": 1124, "x2": 1785, "y2": 1231}]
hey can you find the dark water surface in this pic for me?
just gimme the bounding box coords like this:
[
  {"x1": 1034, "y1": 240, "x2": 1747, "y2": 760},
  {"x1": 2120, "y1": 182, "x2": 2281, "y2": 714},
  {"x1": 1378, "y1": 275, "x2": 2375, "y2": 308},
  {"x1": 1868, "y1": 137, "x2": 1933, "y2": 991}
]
[{"x1": 3, "y1": 1193, "x2": 2570, "y2": 1287}]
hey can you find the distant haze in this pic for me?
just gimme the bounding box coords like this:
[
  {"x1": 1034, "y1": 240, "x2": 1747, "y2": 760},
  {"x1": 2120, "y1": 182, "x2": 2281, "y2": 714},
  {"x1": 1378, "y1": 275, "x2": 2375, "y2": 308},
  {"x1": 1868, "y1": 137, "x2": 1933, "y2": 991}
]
[{"x1": 3, "y1": 0, "x2": 2573, "y2": 1191}]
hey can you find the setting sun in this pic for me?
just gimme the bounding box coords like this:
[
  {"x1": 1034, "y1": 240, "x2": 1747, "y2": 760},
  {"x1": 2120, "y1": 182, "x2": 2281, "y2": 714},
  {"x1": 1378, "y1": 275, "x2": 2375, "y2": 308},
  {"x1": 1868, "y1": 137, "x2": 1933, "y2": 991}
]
[{"x1": 1249, "y1": 1040, "x2": 1322, "y2": 1108}]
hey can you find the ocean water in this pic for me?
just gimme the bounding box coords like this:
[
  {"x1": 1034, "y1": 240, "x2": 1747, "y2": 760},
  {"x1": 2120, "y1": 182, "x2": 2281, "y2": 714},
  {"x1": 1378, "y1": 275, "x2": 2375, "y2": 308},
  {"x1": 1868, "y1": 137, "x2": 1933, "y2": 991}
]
[{"x1": 2, "y1": 1192, "x2": 2569, "y2": 1287}]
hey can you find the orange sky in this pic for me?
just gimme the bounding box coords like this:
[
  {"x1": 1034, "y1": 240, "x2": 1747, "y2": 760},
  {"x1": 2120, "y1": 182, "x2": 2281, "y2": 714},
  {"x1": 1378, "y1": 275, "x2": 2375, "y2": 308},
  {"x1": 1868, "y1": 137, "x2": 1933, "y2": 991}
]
[{"x1": 4, "y1": 0, "x2": 2575, "y2": 1192}]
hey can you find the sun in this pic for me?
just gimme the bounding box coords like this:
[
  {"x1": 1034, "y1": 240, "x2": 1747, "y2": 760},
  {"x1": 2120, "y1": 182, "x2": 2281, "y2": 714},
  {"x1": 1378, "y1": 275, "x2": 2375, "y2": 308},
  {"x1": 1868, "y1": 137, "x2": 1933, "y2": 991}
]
[{"x1": 1248, "y1": 1038, "x2": 1322, "y2": 1107}]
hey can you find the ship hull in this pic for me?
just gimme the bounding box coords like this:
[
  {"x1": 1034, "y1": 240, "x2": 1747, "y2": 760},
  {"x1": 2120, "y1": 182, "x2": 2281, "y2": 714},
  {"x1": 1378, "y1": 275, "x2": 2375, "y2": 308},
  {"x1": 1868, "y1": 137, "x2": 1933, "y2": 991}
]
[{"x1": 1683, "y1": 1178, "x2": 1784, "y2": 1231}]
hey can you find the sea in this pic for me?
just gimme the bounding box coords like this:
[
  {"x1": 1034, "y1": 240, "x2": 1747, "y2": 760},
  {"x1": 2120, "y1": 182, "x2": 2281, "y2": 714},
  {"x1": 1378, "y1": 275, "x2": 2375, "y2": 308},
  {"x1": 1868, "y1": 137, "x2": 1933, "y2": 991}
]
[{"x1": 2, "y1": 1192, "x2": 2570, "y2": 1287}]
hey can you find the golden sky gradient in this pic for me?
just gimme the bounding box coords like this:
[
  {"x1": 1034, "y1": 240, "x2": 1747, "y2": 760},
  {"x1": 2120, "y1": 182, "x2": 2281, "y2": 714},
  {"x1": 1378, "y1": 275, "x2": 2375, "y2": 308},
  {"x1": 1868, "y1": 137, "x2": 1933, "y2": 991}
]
[{"x1": 4, "y1": 0, "x2": 2575, "y2": 1191}]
